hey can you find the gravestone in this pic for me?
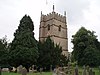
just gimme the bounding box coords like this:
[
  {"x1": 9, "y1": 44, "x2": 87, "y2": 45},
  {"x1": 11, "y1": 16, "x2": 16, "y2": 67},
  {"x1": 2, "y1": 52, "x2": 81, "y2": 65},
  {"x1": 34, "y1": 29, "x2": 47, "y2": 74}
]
[
  {"x1": 93, "y1": 72, "x2": 95, "y2": 75},
  {"x1": 32, "y1": 65, "x2": 34, "y2": 72},
  {"x1": 74, "y1": 65, "x2": 78, "y2": 75},
  {"x1": 57, "y1": 67, "x2": 66, "y2": 75},
  {"x1": 86, "y1": 66, "x2": 90, "y2": 72},
  {"x1": 50, "y1": 65, "x2": 52, "y2": 72},
  {"x1": 99, "y1": 66, "x2": 100, "y2": 72},
  {"x1": 82, "y1": 65, "x2": 86, "y2": 75},
  {"x1": 39, "y1": 68, "x2": 43, "y2": 75},
  {"x1": 17, "y1": 65, "x2": 23, "y2": 73},
  {"x1": 53, "y1": 68, "x2": 57, "y2": 75},
  {"x1": 89, "y1": 68, "x2": 95, "y2": 75},
  {"x1": 21, "y1": 67, "x2": 27, "y2": 75},
  {"x1": 89, "y1": 68, "x2": 92, "y2": 75}
]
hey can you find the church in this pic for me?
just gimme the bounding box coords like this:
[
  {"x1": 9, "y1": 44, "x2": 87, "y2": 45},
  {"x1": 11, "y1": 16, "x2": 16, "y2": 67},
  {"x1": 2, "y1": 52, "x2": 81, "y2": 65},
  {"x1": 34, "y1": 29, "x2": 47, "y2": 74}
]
[{"x1": 39, "y1": 5, "x2": 68, "y2": 56}]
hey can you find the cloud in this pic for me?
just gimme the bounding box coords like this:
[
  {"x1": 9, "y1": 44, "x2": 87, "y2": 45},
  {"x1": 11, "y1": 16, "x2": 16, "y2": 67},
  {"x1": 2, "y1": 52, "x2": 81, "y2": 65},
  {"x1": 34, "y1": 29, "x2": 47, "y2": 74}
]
[
  {"x1": 55, "y1": 0, "x2": 100, "y2": 51},
  {"x1": 0, "y1": 0, "x2": 100, "y2": 52},
  {"x1": 56, "y1": 0, "x2": 90, "y2": 25}
]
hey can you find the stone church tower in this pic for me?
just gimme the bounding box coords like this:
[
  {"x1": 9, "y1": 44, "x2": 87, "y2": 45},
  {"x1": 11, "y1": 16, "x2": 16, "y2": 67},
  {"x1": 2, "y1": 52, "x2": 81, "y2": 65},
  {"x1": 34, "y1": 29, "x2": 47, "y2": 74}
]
[{"x1": 39, "y1": 5, "x2": 68, "y2": 56}]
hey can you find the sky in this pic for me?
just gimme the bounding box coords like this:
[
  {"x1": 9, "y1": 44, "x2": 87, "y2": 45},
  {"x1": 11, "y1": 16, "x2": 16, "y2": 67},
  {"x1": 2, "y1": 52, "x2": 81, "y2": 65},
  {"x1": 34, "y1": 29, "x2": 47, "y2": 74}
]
[{"x1": 0, "y1": 0, "x2": 100, "y2": 52}]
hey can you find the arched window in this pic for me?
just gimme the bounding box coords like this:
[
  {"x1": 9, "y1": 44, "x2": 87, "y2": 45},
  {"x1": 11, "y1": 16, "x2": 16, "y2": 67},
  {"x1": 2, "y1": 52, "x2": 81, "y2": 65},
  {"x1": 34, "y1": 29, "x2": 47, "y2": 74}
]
[
  {"x1": 48, "y1": 24, "x2": 50, "y2": 31},
  {"x1": 58, "y1": 25, "x2": 61, "y2": 31}
]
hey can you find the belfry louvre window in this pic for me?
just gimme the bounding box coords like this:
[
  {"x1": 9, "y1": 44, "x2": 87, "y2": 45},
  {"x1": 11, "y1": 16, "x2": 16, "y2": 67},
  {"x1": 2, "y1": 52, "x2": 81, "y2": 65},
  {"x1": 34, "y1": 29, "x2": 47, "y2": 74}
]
[
  {"x1": 59, "y1": 25, "x2": 61, "y2": 31},
  {"x1": 48, "y1": 24, "x2": 50, "y2": 30}
]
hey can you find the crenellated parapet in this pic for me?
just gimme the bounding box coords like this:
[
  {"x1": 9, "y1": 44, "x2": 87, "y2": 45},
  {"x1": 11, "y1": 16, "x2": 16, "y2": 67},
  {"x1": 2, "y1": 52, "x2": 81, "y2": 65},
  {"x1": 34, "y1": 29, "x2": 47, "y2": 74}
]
[{"x1": 41, "y1": 11, "x2": 66, "y2": 23}]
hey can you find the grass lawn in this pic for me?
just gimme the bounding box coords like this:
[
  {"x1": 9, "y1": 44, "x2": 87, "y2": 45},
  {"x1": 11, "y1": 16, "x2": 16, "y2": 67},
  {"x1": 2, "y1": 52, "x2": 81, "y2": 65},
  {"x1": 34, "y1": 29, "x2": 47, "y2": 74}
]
[
  {"x1": 2, "y1": 72, "x2": 52, "y2": 75},
  {"x1": 78, "y1": 67, "x2": 100, "y2": 75}
]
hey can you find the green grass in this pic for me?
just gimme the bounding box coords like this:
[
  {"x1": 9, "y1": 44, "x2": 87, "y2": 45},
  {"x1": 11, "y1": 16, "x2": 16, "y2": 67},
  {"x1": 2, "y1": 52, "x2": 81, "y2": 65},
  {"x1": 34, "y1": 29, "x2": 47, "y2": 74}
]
[
  {"x1": 2, "y1": 72, "x2": 52, "y2": 75},
  {"x1": 78, "y1": 67, "x2": 100, "y2": 75}
]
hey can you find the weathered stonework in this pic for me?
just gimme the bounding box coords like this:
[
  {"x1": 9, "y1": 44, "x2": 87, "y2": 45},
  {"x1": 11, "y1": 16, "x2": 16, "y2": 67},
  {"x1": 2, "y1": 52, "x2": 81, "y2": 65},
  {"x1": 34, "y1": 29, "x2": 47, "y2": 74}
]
[{"x1": 39, "y1": 10, "x2": 68, "y2": 56}]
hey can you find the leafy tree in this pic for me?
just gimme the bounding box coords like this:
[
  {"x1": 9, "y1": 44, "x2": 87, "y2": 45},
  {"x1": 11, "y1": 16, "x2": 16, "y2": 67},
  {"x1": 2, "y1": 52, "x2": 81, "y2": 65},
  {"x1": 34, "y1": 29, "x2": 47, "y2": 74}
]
[
  {"x1": 37, "y1": 36, "x2": 68, "y2": 71},
  {"x1": 9, "y1": 15, "x2": 39, "y2": 71},
  {"x1": 0, "y1": 36, "x2": 9, "y2": 67},
  {"x1": 71, "y1": 27, "x2": 100, "y2": 66}
]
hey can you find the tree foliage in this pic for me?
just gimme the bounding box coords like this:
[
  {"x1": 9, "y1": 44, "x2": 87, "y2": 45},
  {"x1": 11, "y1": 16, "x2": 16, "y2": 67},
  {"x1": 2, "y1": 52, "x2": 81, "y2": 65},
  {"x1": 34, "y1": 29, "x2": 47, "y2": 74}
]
[
  {"x1": 0, "y1": 36, "x2": 9, "y2": 67},
  {"x1": 37, "y1": 37, "x2": 68, "y2": 71},
  {"x1": 9, "y1": 15, "x2": 39, "y2": 70},
  {"x1": 72, "y1": 27, "x2": 100, "y2": 66}
]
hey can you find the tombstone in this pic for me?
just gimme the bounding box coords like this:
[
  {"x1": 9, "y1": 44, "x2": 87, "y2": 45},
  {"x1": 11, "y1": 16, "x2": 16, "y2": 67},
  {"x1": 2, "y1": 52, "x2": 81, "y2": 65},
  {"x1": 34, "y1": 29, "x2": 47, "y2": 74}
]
[
  {"x1": 39, "y1": 68, "x2": 43, "y2": 75},
  {"x1": 89, "y1": 68, "x2": 93, "y2": 75},
  {"x1": 21, "y1": 67, "x2": 27, "y2": 75},
  {"x1": 50, "y1": 65, "x2": 52, "y2": 72},
  {"x1": 17, "y1": 65, "x2": 23, "y2": 73},
  {"x1": 32, "y1": 65, "x2": 34, "y2": 72},
  {"x1": 57, "y1": 67, "x2": 66, "y2": 75},
  {"x1": 74, "y1": 65, "x2": 78, "y2": 75},
  {"x1": 99, "y1": 66, "x2": 100, "y2": 72},
  {"x1": 82, "y1": 65, "x2": 86, "y2": 75},
  {"x1": 61, "y1": 67, "x2": 66, "y2": 75},
  {"x1": 67, "y1": 62, "x2": 70, "y2": 73},
  {"x1": 93, "y1": 72, "x2": 95, "y2": 75},
  {"x1": 86, "y1": 66, "x2": 90, "y2": 72},
  {"x1": 2, "y1": 68, "x2": 9, "y2": 72},
  {"x1": 53, "y1": 68, "x2": 57, "y2": 75}
]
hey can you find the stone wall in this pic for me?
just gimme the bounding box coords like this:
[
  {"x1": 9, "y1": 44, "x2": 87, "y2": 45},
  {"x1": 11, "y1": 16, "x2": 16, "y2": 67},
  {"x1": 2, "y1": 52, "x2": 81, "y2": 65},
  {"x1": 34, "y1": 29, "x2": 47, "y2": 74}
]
[{"x1": 39, "y1": 11, "x2": 68, "y2": 56}]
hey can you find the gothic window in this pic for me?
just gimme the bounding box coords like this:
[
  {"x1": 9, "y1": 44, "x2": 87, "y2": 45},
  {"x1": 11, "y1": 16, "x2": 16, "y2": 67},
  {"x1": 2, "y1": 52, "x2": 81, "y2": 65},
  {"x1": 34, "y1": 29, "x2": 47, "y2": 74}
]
[
  {"x1": 48, "y1": 24, "x2": 50, "y2": 31},
  {"x1": 58, "y1": 25, "x2": 61, "y2": 31}
]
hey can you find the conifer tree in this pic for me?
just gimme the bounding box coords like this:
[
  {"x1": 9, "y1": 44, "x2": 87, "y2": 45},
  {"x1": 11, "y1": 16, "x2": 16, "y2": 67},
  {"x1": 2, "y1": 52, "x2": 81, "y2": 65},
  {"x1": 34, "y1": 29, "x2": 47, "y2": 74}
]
[
  {"x1": 37, "y1": 36, "x2": 68, "y2": 70},
  {"x1": 0, "y1": 36, "x2": 9, "y2": 67},
  {"x1": 9, "y1": 15, "x2": 39, "y2": 71}
]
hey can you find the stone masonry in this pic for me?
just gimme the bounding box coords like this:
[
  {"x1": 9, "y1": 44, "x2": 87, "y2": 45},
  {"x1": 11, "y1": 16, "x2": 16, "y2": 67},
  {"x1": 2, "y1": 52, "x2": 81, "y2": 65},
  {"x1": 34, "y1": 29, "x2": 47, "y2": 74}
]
[{"x1": 39, "y1": 5, "x2": 68, "y2": 56}]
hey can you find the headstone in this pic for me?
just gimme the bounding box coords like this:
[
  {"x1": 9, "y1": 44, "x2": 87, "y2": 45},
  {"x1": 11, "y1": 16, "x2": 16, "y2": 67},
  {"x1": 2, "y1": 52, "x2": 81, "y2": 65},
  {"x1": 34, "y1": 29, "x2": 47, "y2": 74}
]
[
  {"x1": 2, "y1": 68, "x2": 9, "y2": 72},
  {"x1": 86, "y1": 66, "x2": 90, "y2": 72},
  {"x1": 89, "y1": 68, "x2": 93, "y2": 75},
  {"x1": 82, "y1": 65, "x2": 86, "y2": 75},
  {"x1": 21, "y1": 67, "x2": 27, "y2": 75},
  {"x1": 39, "y1": 68, "x2": 43, "y2": 75},
  {"x1": 57, "y1": 67, "x2": 66, "y2": 75},
  {"x1": 17, "y1": 65, "x2": 23, "y2": 73},
  {"x1": 74, "y1": 65, "x2": 78, "y2": 75},
  {"x1": 53, "y1": 68, "x2": 57, "y2": 75},
  {"x1": 32, "y1": 65, "x2": 34, "y2": 72},
  {"x1": 50, "y1": 65, "x2": 52, "y2": 72},
  {"x1": 93, "y1": 72, "x2": 95, "y2": 75},
  {"x1": 99, "y1": 66, "x2": 100, "y2": 72}
]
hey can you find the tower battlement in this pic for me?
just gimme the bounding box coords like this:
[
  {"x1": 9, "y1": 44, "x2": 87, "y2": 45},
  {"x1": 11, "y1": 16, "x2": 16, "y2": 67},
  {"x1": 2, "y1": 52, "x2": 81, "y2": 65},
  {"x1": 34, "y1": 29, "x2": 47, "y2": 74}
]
[
  {"x1": 41, "y1": 11, "x2": 66, "y2": 23},
  {"x1": 39, "y1": 6, "x2": 68, "y2": 56}
]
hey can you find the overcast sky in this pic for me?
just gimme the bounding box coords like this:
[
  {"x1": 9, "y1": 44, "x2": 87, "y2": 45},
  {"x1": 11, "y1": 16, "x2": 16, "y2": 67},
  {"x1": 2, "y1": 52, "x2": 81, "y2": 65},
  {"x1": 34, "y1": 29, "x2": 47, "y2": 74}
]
[{"x1": 0, "y1": 0, "x2": 100, "y2": 52}]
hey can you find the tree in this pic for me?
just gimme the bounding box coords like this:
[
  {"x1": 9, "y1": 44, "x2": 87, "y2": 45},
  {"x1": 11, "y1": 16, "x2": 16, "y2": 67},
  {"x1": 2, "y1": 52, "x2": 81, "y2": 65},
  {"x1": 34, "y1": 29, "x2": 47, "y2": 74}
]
[
  {"x1": 37, "y1": 36, "x2": 68, "y2": 71},
  {"x1": 0, "y1": 36, "x2": 9, "y2": 67},
  {"x1": 71, "y1": 27, "x2": 100, "y2": 66},
  {"x1": 9, "y1": 15, "x2": 39, "y2": 71}
]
